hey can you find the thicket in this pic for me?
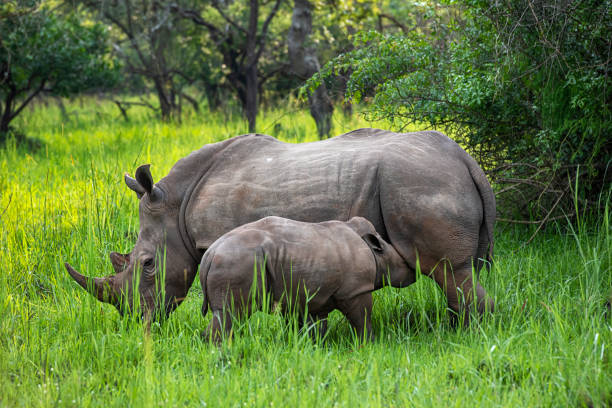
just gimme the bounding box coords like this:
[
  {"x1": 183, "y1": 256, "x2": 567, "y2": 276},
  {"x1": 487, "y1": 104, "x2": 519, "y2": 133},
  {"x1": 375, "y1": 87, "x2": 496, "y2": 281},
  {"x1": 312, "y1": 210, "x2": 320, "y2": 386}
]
[
  {"x1": 1, "y1": 0, "x2": 415, "y2": 138},
  {"x1": 308, "y1": 0, "x2": 611, "y2": 221},
  {"x1": 0, "y1": 1, "x2": 117, "y2": 141}
]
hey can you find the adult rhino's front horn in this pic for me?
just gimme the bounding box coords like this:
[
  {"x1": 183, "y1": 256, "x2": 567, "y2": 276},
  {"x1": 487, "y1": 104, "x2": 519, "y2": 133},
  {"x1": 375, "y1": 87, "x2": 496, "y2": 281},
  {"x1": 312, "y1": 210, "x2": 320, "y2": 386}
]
[{"x1": 65, "y1": 263, "x2": 119, "y2": 304}]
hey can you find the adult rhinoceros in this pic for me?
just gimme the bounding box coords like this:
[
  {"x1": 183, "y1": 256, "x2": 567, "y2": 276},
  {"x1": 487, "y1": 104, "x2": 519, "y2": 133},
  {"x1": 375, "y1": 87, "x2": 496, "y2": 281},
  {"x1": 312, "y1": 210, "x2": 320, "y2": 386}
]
[{"x1": 65, "y1": 128, "x2": 495, "y2": 322}]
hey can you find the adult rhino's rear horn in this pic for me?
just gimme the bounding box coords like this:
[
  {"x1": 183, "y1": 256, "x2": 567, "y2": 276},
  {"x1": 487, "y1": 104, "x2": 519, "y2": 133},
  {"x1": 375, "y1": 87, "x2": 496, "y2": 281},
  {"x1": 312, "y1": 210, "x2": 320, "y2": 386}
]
[
  {"x1": 109, "y1": 251, "x2": 130, "y2": 274},
  {"x1": 65, "y1": 262, "x2": 118, "y2": 304}
]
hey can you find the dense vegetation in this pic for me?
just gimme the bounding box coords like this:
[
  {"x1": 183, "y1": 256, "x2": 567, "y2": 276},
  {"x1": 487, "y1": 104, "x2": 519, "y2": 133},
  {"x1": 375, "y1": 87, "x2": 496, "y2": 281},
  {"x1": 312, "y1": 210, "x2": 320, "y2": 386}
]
[
  {"x1": 308, "y1": 0, "x2": 611, "y2": 221},
  {"x1": 3, "y1": 1, "x2": 608, "y2": 219},
  {"x1": 0, "y1": 2, "x2": 116, "y2": 139},
  {"x1": 0, "y1": 101, "x2": 610, "y2": 407}
]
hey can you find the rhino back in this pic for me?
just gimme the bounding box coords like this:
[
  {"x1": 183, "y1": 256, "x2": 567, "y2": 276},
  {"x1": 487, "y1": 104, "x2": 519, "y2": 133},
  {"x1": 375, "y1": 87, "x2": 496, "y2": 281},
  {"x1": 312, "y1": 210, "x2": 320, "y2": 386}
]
[{"x1": 185, "y1": 129, "x2": 483, "y2": 259}]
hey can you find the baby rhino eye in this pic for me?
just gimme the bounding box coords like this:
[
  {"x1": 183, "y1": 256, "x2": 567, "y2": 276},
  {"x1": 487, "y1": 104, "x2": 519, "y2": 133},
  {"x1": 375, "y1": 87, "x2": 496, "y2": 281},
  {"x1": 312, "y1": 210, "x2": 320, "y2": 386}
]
[{"x1": 142, "y1": 258, "x2": 154, "y2": 268}]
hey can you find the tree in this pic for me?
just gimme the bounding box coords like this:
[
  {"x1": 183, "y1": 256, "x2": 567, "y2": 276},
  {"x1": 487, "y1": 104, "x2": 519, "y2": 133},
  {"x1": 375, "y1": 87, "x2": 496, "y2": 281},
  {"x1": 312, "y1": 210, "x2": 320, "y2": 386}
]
[
  {"x1": 287, "y1": 0, "x2": 333, "y2": 138},
  {"x1": 75, "y1": 0, "x2": 202, "y2": 121},
  {"x1": 172, "y1": 0, "x2": 286, "y2": 132},
  {"x1": 308, "y1": 0, "x2": 611, "y2": 221},
  {"x1": 0, "y1": 2, "x2": 117, "y2": 142}
]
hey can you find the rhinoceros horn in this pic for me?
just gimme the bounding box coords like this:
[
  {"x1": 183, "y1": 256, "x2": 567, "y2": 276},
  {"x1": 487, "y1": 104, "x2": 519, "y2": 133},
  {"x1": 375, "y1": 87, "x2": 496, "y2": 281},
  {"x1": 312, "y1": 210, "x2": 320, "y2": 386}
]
[
  {"x1": 109, "y1": 251, "x2": 130, "y2": 274},
  {"x1": 65, "y1": 263, "x2": 118, "y2": 304}
]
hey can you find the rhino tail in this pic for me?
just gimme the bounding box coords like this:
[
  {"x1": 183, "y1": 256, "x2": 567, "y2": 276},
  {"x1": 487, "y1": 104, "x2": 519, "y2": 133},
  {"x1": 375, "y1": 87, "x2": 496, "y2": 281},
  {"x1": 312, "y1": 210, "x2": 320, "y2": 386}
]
[
  {"x1": 466, "y1": 156, "x2": 496, "y2": 273},
  {"x1": 199, "y1": 248, "x2": 215, "y2": 318}
]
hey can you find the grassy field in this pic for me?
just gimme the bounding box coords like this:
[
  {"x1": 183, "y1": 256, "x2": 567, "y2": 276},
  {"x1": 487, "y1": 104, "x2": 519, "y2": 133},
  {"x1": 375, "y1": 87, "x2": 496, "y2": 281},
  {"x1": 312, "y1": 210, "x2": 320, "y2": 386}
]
[{"x1": 1, "y1": 99, "x2": 610, "y2": 407}]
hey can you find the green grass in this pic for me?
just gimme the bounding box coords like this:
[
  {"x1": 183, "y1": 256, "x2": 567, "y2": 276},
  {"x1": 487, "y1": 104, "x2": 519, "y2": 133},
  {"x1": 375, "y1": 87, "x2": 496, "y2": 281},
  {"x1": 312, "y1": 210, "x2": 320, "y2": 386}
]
[{"x1": 1, "y1": 99, "x2": 610, "y2": 407}]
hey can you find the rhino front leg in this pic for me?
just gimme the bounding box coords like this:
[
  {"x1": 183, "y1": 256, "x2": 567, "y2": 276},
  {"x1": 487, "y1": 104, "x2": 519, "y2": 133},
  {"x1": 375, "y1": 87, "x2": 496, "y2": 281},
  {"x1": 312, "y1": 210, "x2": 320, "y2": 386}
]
[{"x1": 338, "y1": 293, "x2": 374, "y2": 342}]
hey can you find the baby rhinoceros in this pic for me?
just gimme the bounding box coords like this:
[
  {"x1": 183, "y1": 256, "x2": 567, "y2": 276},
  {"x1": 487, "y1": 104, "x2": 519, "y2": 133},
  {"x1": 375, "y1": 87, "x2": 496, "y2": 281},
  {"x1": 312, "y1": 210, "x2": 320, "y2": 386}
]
[{"x1": 199, "y1": 216, "x2": 413, "y2": 343}]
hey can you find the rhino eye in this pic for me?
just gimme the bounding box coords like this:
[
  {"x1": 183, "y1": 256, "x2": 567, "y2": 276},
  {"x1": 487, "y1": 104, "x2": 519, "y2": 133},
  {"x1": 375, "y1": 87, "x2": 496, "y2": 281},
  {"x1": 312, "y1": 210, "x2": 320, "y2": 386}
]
[{"x1": 142, "y1": 259, "x2": 154, "y2": 268}]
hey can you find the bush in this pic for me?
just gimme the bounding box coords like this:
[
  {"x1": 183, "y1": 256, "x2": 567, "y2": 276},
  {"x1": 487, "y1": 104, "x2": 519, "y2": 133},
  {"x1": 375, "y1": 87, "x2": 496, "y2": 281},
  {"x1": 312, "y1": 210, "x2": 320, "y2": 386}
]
[
  {"x1": 307, "y1": 0, "x2": 611, "y2": 221},
  {"x1": 0, "y1": 1, "x2": 118, "y2": 142}
]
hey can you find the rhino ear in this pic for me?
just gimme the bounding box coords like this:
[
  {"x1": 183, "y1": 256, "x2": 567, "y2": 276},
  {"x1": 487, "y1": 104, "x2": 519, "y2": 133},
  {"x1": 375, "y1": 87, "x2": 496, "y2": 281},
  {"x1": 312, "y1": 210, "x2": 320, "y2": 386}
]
[
  {"x1": 361, "y1": 233, "x2": 383, "y2": 253},
  {"x1": 135, "y1": 164, "x2": 164, "y2": 202},
  {"x1": 135, "y1": 164, "x2": 154, "y2": 195},
  {"x1": 124, "y1": 173, "x2": 145, "y2": 199}
]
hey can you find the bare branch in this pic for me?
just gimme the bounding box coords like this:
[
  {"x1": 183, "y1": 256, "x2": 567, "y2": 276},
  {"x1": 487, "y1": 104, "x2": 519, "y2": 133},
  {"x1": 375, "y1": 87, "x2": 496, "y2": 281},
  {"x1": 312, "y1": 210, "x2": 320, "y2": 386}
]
[
  {"x1": 378, "y1": 13, "x2": 408, "y2": 33},
  {"x1": 179, "y1": 91, "x2": 199, "y2": 112},
  {"x1": 102, "y1": 9, "x2": 150, "y2": 67},
  {"x1": 114, "y1": 100, "x2": 130, "y2": 120},
  {"x1": 168, "y1": 69, "x2": 195, "y2": 83},
  {"x1": 0, "y1": 193, "x2": 12, "y2": 220},
  {"x1": 169, "y1": 3, "x2": 222, "y2": 43},
  {"x1": 11, "y1": 79, "x2": 46, "y2": 120},
  {"x1": 522, "y1": 185, "x2": 569, "y2": 247},
  {"x1": 211, "y1": 0, "x2": 246, "y2": 34},
  {"x1": 254, "y1": 0, "x2": 284, "y2": 63},
  {"x1": 497, "y1": 214, "x2": 574, "y2": 224}
]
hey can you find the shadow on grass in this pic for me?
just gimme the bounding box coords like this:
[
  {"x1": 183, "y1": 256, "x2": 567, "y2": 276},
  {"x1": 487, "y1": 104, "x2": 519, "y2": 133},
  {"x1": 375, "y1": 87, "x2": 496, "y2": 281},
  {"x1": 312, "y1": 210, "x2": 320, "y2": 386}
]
[{"x1": 0, "y1": 129, "x2": 45, "y2": 152}]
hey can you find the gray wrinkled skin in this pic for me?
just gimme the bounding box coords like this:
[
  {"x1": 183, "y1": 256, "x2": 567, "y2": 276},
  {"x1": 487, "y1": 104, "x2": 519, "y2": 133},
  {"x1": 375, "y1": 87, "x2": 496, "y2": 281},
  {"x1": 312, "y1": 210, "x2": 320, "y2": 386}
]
[
  {"x1": 65, "y1": 128, "x2": 495, "y2": 323},
  {"x1": 200, "y1": 216, "x2": 411, "y2": 342}
]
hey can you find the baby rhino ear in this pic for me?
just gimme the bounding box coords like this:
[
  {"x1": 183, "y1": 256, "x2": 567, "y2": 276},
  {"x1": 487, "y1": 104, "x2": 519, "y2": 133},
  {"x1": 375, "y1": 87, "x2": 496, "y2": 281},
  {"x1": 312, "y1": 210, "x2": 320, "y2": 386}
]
[{"x1": 361, "y1": 233, "x2": 383, "y2": 253}]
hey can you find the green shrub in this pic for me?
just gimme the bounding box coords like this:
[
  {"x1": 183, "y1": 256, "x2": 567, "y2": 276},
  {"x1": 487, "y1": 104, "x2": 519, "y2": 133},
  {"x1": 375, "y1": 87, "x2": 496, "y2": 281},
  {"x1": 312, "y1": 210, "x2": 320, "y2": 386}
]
[
  {"x1": 307, "y1": 0, "x2": 611, "y2": 221},
  {"x1": 0, "y1": 1, "x2": 118, "y2": 140}
]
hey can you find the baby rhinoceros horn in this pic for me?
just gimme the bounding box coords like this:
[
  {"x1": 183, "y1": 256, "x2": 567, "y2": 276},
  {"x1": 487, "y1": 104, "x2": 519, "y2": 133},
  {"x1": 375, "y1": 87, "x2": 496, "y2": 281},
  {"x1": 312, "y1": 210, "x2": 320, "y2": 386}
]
[{"x1": 65, "y1": 263, "x2": 118, "y2": 305}]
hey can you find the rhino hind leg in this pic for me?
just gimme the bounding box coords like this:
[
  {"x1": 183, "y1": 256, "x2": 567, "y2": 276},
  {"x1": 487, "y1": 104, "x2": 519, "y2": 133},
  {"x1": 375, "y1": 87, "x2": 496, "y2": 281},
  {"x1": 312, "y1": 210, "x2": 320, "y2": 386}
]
[
  {"x1": 298, "y1": 313, "x2": 328, "y2": 342},
  {"x1": 337, "y1": 293, "x2": 374, "y2": 342},
  {"x1": 432, "y1": 262, "x2": 494, "y2": 327},
  {"x1": 314, "y1": 316, "x2": 328, "y2": 340}
]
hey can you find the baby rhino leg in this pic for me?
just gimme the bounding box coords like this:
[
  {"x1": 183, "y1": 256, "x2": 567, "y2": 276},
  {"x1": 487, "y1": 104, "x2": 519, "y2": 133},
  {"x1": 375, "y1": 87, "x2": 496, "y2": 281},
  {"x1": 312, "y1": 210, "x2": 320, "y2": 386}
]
[
  {"x1": 337, "y1": 293, "x2": 374, "y2": 342},
  {"x1": 202, "y1": 307, "x2": 233, "y2": 344},
  {"x1": 203, "y1": 267, "x2": 255, "y2": 343}
]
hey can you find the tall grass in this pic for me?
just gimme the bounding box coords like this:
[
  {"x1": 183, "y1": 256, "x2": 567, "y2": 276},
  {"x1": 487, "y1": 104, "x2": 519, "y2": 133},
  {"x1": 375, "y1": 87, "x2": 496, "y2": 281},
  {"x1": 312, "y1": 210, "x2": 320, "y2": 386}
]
[{"x1": 0, "y1": 99, "x2": 610, "y2": 407}]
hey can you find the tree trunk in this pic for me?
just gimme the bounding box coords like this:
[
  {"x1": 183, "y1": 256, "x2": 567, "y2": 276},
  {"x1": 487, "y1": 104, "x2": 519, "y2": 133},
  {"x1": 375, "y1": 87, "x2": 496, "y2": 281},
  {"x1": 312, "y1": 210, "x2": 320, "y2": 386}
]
[
  {"x1": 245, "y1": 65, "x2": 258, "y2": 133},
  {"x1": 309, "y1": 87, "x2": 333, "y2": 139},
  {"x1": 181, "y1": 92, "x2": 200, "y2": 112},
  {"x1": 153, "y1": 76, "x2": 174, "y2": 121},
  {"x1": 245, "y1": 0, "x2": 259, "y2": 133},
  {"x1": 204, "y1": 83, "x2": 222, "y2": 111},
  {"x1": 336, "y1": 73, "x2": 353, "y2": 118},
  {"x1": 0, "y1": 94, "x2": 15, "y2": 142},
  {"x1": 288, "y1": 0, "x2": 334, "y2": 139}
]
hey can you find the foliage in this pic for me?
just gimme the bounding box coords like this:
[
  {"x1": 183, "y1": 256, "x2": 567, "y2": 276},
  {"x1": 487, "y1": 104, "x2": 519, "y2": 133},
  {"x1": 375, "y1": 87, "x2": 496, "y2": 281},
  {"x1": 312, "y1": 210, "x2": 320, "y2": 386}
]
[
  {"x1": 0, "y1": 1, "x2": 117, "y2": 139},
  {"x1": 73, "y1": 0, "x2": 206, "y2": 120},
  {"x1": 172, "y1": 0, "x2": 290, "y2": 132},
  {"x1": 0, "y1": 100, "x2": 610, "y2": 406},
  {"x1": 307, "y1": 0, "x2": 612, "y2": 221}
]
